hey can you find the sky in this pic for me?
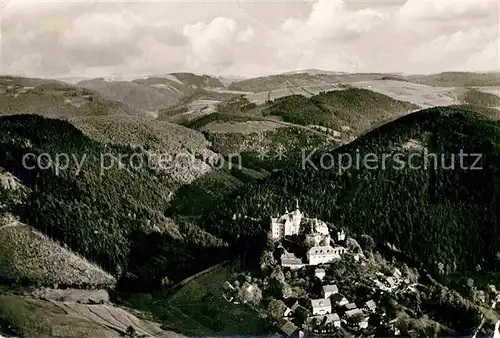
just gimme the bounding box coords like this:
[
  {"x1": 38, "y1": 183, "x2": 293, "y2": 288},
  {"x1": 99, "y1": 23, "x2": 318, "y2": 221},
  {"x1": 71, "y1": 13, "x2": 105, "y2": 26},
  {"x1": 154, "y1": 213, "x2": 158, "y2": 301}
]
[{"x1": 1, "y1": 0, "x2": 499, "y2": 79}]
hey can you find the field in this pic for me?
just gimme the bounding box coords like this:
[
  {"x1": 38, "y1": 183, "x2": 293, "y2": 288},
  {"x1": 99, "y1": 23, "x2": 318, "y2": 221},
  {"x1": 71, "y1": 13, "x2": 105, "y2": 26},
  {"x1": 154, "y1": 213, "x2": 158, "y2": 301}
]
[
  {"x1": 0, "y1": 293, "x2": 175, "y2": 338},
  {"x1": 126, "y1": 264, "x2": 272, "y2": 336},
  {"x1": 348, "y1": 80, "x2": 461, "y2": 108}
]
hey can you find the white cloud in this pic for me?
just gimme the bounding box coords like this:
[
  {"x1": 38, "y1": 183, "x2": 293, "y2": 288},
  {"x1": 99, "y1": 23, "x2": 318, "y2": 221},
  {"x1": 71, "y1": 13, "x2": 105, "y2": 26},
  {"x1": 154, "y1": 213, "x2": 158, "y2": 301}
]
[
  {"x1": 58, "y1": 12, "x2": 139, "y2": 49},
  {"x1": 2, "y1": 0, "x2": 499, "y2": 78}
]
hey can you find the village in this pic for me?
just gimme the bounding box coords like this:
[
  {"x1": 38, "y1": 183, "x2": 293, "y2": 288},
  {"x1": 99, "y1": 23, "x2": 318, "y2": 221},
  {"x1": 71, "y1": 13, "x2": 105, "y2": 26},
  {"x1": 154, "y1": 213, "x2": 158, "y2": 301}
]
[{"x1": 221, "y1": 200, "x2": 423, "y2": 337}]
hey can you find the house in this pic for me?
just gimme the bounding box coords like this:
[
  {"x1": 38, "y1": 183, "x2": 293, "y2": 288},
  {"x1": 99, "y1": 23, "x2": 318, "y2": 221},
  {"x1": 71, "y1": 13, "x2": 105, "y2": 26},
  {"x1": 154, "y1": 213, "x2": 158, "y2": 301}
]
[
  {"x1": 393, "y1": 268, "x2": 402, "y2": 280},
  {"x1": 331, "y1": 294, "x2": 349, "y2": 307},
  {"x1": 343, "y1": 303, "x2": 357, "y2": 311},
  {"x1": 325, "y1": 313, "x2": 342, "y2": 328},
  {"x1": 364, "y1": 300, "x2": 377, "y2": 312},
  {"x1": 311, "y1": 298, "x2": 332, "y2": 315},
  {"x1": 344, "y1": 309, "x2": 367, "y2": 330},
  {"x1": 384, "y1": 276, "x2": 397, "y2": 289},
  {"x1": 387, "y1": 318, "x2": 400, "y2": 335},
  {"x1": 291, "y1": 303, "x2": 311, "y2": 319},
  {"x1": 385, "y1": 315, "x2": 401, "y2": 336},
  {"x1": 279, "y1": 319, "x2": 300, "y2": 336},
  {"x1": 283, "y1": 299, "x2": 299, "y2": 317},
  {"x1": 315, "y1": 268, "x2": 326, "y2": 281},
  {"x1": 310, "y1": 313, "x2": 342, "y2": 329},
  {"x1": 281, "y1": 252, "x2": 306, "y2": 270},
  {"x1": 322, "y1": 284, "x2": 338, "y2": 298},
  {"x1": 223, "y1": 281, "x2": 235, "y2": 293},
  {"x1": 359, "y1": 317, "x2": 369, "y2": 329},
  {"x1": 307, "y1": 246, "x2": 344, "y2": 265},
  {"x1": 270, "y1": 200, "x2": 303, "y2": 241}
]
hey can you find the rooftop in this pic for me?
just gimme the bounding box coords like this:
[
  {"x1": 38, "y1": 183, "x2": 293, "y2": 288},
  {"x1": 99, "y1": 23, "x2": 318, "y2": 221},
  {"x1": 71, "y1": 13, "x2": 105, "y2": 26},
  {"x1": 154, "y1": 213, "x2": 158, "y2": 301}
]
[
  {"x1": 344, "y1": 303, "x2": 357, "y2": 310},
  {"x1": 311, "y1": 298, "x2": 332, "y2": 309},
  {"x1": 281, "y1": 258, "x2": 303, "y2": 265},
  {"x1": 345, "y1": 308, "x2": 364, "y2": 318},
  {"x1": 308, "y1": 246, "x2": 335, "y2": 255},
  {"x1": 322, "y1": 285, "x2": 338, "y2": 293},
  {"x1": 279, "y1": 319, "x2": 298, "y2": 336},
  {"x1": 331, "y1": 294, "x2": 347, "y2": 302},
  {"x1": 365, "y1": 300, "x2": 377, "y2": 310},
  {"x1": 283, "y1": 298, "x2": 299, "y2": 309},
  {"x1": 325, "y1": 313, "x2": 341, "y2": 322},
  {"x1": 386, "y1": 276, "x2": 396, "y2": 286}
]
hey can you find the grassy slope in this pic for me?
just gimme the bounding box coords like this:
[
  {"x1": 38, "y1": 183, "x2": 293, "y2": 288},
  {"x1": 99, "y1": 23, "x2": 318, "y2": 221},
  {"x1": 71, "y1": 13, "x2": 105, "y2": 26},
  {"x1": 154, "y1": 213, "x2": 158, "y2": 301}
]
[
  {"x1": 0, "y1": 220, "x2": 116, "y2": 288},
  {"x1": 0, "y1": 294, "x2": 181, "y2": 338},
  {"x1": 407, "y1": 72, "x2": 500, "y2": 87},
  {"x1": 198, "y1": 106, "x2": 500, "y2": 273}
]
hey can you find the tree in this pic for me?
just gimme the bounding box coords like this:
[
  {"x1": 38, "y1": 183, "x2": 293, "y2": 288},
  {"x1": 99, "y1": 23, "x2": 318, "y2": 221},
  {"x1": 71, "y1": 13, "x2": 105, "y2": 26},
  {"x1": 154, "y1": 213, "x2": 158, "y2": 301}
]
[
  {"x1": 260, "y1": 249, "x2": 276, "y2": 274},
  {"x1": 437, "y1": 262, "x2": 445, "y2": 275},
  {"x1": 126, "y1": 326, "x2": 136, "y2": 337},
  {"x1": 282, "y1": 282, "x2": 293, "y2": 299},
  {"x1": 161, "y1": 276, "x2": 171, "y2": 288},
  {"x1": 359, "y1": 234, "x2": 376, "y2": 252},
  {"x1": 268, "y1": 299, "x2": 287, "y2": 320},
  {"x1": 270, "y1": 266, "x2": 285, "y2": 283},
  {"x1": 346, "y1": 238, "x2": 363, "y2": 254}
]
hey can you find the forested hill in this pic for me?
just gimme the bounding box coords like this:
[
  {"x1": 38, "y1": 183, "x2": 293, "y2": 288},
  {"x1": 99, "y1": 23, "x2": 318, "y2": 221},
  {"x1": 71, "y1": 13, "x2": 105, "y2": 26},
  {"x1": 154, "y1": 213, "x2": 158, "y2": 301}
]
[
  {"x1": 199, "y1": 106, "x2": 500, "y2": 274},
  {"x1": 0, "y1": 114, "x2": 228, "y2": 290}
]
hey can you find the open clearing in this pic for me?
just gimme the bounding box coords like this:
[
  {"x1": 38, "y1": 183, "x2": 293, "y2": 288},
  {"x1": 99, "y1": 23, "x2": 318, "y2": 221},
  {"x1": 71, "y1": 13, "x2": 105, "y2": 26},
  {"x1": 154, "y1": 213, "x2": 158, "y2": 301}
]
[
  {"x1": 0, "y1": 294, "x2": 180, "y2": 338},
  {"x1": 349, "y1": 80, "x2": 461, "y2": 108},
  {"x1": 474, "y1": 86, "x2": 500, "y2": 97}
]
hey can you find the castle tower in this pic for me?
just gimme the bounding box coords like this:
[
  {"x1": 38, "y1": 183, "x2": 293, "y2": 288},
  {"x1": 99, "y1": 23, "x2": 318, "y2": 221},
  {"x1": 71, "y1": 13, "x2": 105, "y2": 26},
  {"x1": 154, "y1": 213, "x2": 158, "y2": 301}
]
[
  {"x1": 337, "y1": 229, "x2": 346, "y2": 242},
  {"x1": 270, "y1": 217, "x2": 282, "y2": 241},
  {"x1": 291, "y1": 199, "x2": 303, "y2": 235}
]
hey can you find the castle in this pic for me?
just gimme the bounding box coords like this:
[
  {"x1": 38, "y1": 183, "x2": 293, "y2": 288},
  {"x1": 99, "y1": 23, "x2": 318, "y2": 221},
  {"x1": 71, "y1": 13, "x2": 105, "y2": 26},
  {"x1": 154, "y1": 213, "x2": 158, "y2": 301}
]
[
  {"x1": 270, "y1": 200, "x2": 347, "y2": 266},
  {"x1": 270, "y1": 200, "x2": 303, "y2": 240}
]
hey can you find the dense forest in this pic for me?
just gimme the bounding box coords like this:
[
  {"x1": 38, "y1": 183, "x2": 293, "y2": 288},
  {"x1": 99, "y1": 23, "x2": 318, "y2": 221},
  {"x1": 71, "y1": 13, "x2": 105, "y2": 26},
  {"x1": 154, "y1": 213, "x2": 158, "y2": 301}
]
[
  {"x1": 263, "y1": 89, "x2": 418, "y2": 130},
  {"x1": 195, "y1": 106, "x2": 500, "y2": 274},
  {"x1": 1, "y1": 106, "x2": 499, "y2": 293},
  {"x1": 0, "y1": 114, "x2": 227, "y2": 290}
]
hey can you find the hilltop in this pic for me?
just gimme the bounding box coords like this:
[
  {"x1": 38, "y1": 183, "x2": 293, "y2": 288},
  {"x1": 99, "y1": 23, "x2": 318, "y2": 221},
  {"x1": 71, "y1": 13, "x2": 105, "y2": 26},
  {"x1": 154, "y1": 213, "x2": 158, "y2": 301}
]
[
  {"x1": 77, "y1": 73, "x2": 226, "y2": 116},
  {"x1": 67, "y1": 115, "x2": 220, "y2": 185},
  {"x1": 262, "y1": 88, "x2": 419, "y2": 132},
  {"x1": 228, "y1": 72, "x2": 500, "y2": 93},
  {"x1": 0, "y1": 77, "x2": 138, "y2": 118}
]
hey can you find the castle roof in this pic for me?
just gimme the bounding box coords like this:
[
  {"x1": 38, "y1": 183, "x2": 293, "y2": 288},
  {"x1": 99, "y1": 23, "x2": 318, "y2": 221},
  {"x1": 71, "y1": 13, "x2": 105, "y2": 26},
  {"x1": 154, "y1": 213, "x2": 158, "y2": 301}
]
[{"x1": 308, "y1": 246, "x2": 335, "y2": 256}]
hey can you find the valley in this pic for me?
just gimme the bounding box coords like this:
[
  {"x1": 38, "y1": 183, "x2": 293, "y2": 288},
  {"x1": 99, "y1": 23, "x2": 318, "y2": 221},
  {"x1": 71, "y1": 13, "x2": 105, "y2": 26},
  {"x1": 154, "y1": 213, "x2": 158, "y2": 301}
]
[{"x1": 0, "y1": 70, "x2": 499, "y2": 337}]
